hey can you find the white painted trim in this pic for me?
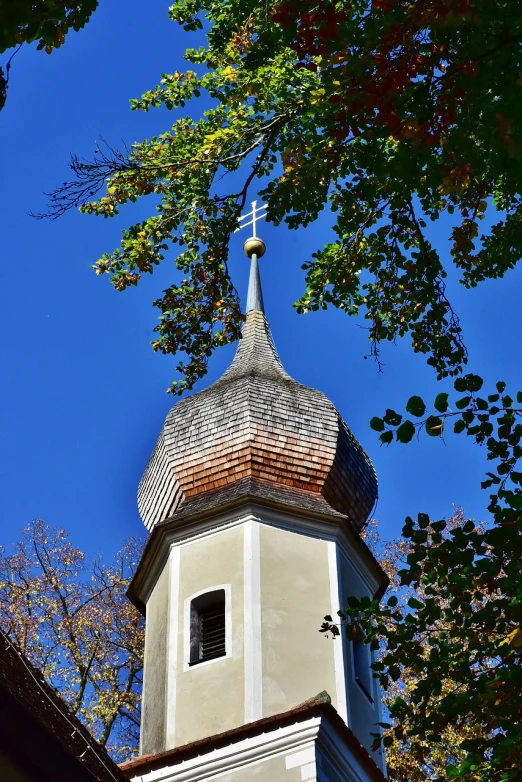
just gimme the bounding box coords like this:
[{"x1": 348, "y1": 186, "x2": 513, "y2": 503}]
[
  {"x1": 301, "y1": 762, "x2": 317, "y2": 780},
  {"x1": 243, "y1": 519, "x2": 262, "y2": 723},
  {"x1": 139, "y1": 616, "x2": 150, "y2": 756},
  {"x1": 327, "y1": 540, "x2": 348, "y2": 725},
  {"x1": 182, "y1": 584, "x2": 232, "y2": 672},
  {"x1": 285, "y1": 747, "x2": 315, "y2": 768},
  {"x1": 127, "y1": 711, "x2": 380, "y2": 782},
  {"x1": 126, "y1": 718, "x2": 321, "y2": 782},
  {"x1": 136, "y1": 504, "x2": 382, "y2": 608},
  {"x1": 165, "y1": 545, "x2": 180, "y2": 747},
  {"x1": 285, "y1": 746, "x2": 317, "y2": 780}
]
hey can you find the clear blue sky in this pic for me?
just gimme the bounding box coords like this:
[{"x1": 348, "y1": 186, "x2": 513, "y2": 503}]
[{"x1": 1, "y1": 0, "x2": 520, "y2": 561}]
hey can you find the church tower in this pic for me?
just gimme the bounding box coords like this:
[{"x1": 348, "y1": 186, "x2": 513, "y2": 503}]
[{"x1": 122, "y1": 218, "x2": 388, "y2": 782}]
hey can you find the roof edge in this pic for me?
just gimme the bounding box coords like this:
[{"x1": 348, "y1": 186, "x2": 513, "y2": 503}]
[
  {"x1": 119, "y1": 691, "x2": 387, "y2": 781},
  {"x1": 0, "y1": 632, "x2": 127, "y2": 782},
  {"x1": 127, "y1": 484, "x2": 388, "y2": 615}
]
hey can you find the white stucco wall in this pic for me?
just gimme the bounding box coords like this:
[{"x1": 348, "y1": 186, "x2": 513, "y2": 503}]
[
  {"x1": 139, "y1": 511, "x2": 385, "y2": 774},
  {"x1": 259, "y1": 524, "x2": 337, "y2": 718},
  {"x1": 175, "y1": 525, "x2": 245, "y2": 746}
]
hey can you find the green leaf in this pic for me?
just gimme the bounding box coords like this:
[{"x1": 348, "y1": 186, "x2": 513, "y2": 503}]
[
  {"x1": 413, "y1": 529, "x2": 428, "y2": 543},
  {"x1": 497, "y1": 381, "x2": 507, "y2": 393},
  {"x1": 406, "y1": 395, "x2": 426, "y2": 417},
  {"x1": 396, "y1": 419, "x2": 415, "y2": 443},
  {"x1": 426, "y1": 415, "x2": 444, "y2": 437},
  {"x1": 468, "y1": 374, "x2": 484, "y2": 391},
  {"x1": 455, "y1": 396, "x2": 470, "y2": 410},
  {"x1": 402, "y1": 517, "x2": 414, "y2": 537},
  {"x1": 387, "y1": 595, "x2": 398, "y2": 607},
  {"x1": 455, "y1": 374, "x2": 483, "y2": 393},
  {"x1": 370, "y1": 417, "x2": 385, "y2": 432},
  {"x1": 434, "y1": 392, "x2": 449, "y2": 413},
  {"x1": 380, "y1": 430, "x2": 394, "y2": 445},
  {"x1": 39, "y1": 22, "x2": 57, "y2": 45},
  {"x1": 454, "y1": 419, "x2": 466, "y2": 434},
  {"x1": 383, "y1": 408, "x2": 402, "y2": 426}
]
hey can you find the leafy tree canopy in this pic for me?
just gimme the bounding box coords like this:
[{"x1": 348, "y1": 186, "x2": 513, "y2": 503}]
[
  {"x1": 45, "y1": 0, "x2": 522, "y2": 393},
  {"x1": 0, "y1": 0, "x2": 99, "y2": 110},
  {"x1": 356, "y1": 513, "x2": 494, "y2": 781},
  {"x1": 42, "y1": 1, "x2": 522, "y2": 777},
  {"x1": 324, "y1": 376, "x2": 522, "y2": 780},
  {"x1": 0, "y1": 519, "x2": 144, "y2": 761}
]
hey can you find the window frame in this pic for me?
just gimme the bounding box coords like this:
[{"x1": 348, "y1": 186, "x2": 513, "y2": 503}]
[
  {"x1": 350, "y1": 623, "x2": 375, "y2": 705},
  {"x1": 183, "y1": 584, "x2": 232, "y2": 672}
]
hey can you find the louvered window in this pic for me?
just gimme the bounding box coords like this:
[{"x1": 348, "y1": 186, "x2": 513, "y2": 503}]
[
  {"x1": 353, "y1": 625, "x2": 374, "y2": 702},
  {"x1": 189, "y1": 589, "x2": 226, "y2": 665}
]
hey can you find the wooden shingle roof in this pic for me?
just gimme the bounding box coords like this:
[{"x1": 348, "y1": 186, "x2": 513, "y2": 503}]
[{"x1": 138, "y1": 279, "x2": 377, "y2": 534}]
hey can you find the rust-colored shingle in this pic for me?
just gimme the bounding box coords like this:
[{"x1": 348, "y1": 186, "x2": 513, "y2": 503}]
[{"x1": 138, "y1": 310, "x2": 377, "y2": 533}]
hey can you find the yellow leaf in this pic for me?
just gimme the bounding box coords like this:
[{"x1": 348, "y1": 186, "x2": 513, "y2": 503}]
[
  {"x1": 222, "y1": 66, "x2": 238, "y2": 82},
  {"x1": 500, "y1": 627, "x2": 522, "y2": 648}
]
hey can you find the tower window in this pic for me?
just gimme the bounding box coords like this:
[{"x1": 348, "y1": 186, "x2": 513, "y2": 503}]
[
  {"x1": 352, "y1": 625, "x2": 374, "y2": 702},
  {"x1": 189, "y1": 589, "x2": 226, "y2": 665}
]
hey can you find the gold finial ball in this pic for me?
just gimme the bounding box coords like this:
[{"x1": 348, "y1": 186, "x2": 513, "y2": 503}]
[{"x1": 243, "y1": 237, "x2": 266, "y2": 259}]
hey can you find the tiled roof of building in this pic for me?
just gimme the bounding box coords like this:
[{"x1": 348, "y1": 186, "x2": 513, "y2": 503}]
[
  {"x1": 119, "y1": 691, "x2": 387, "y2": 781},
  {"x1": 138, "y1": 259, "x2": 377, "y2": 534},
  {"x1": 156, "y1": 475, "x2": 347, "y2": 523},
  {"x1": 0, "y1": 630, "x2": 128, "y2": 782}
]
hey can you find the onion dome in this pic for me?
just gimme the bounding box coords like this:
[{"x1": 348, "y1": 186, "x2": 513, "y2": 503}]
[{"x1": 138, "y1": 245, "x2": 377, "y2": 534}]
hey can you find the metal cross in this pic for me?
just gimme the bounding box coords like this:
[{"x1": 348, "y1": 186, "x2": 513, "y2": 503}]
[{"x1": 235, "y1": 200, "x2": 267, "y2": 238}]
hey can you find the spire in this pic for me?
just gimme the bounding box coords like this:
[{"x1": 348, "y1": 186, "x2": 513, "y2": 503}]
[
  {"x1": 218, "y1": 309, "x2": 290, "y2": 383},
  {"x1": 235, "y1": 200, "x2": 267, "y2": 315},
  {"x1": 246, "y1": 252, "x2": 264, "y2": 313},
  {"x1": 219, "y1": 240, "x2": 288, "y2": 381},
  {"x1": 137, "y1": 203, "x2": 379, "y2": 534},
  {"x1": 216, "y1": 202, "x2": 289, "y2": 381}
]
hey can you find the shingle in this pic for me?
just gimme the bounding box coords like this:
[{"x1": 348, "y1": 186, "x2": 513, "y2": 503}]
[{"x1": 137, "y1": 311, "x2": 377, "y2": 534}]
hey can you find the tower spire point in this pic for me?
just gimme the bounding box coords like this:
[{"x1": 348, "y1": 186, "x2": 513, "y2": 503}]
[
  {"x1": 245, "y1": 250, "x2": 265, "y2": 313},
  {"x1": 235, "y1": 200, "x2": 267, "y2": 314}
]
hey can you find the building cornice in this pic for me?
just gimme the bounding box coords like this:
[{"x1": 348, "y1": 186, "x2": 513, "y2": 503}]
[
  {"x1": 120, "y1": 693, "x2": 387, "y2": 782},
  {"x1": 127, "y1": 494, "x2": 388, "y2": 614}
]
